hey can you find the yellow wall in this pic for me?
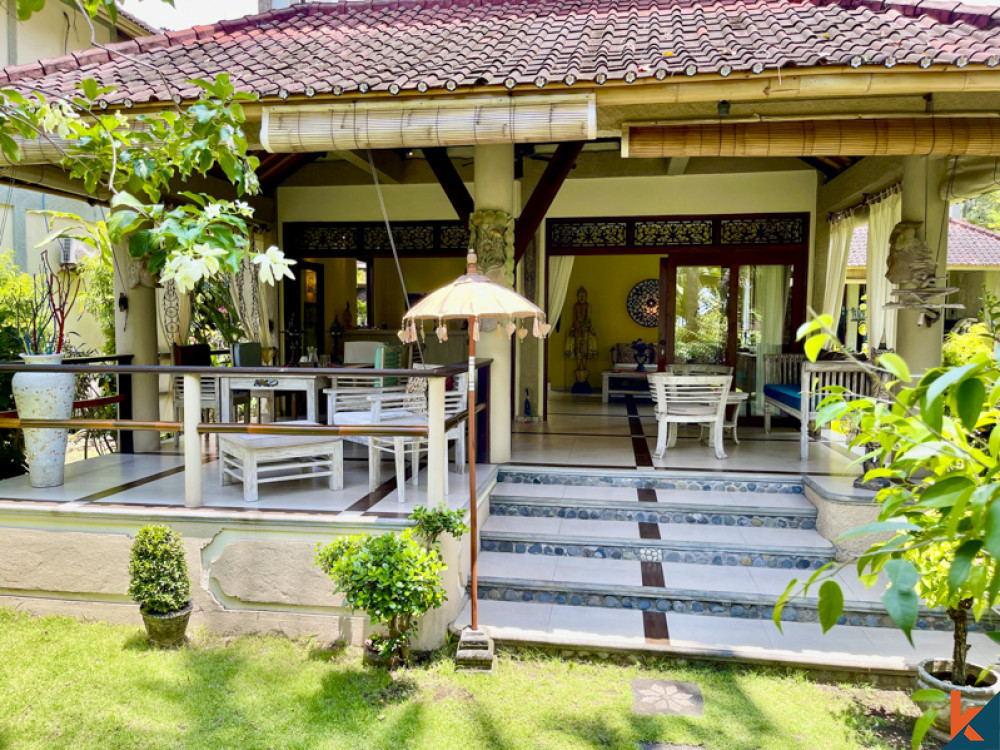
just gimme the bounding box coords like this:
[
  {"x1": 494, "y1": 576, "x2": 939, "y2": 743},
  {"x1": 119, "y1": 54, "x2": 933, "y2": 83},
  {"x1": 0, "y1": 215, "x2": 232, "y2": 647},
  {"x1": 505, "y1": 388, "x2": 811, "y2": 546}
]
[
  {"x1": 279, "y1": 183, "x2": 466, "y2": 333},
  {"x1": 9, "y1": 2, "x2": 116, "y2": 65},
  {"x1": 548, "y1": 255, "x2": 661, "y2": 389},
  {"x1": 542, "y1": 170, "x2": 818, "y2": 390}
]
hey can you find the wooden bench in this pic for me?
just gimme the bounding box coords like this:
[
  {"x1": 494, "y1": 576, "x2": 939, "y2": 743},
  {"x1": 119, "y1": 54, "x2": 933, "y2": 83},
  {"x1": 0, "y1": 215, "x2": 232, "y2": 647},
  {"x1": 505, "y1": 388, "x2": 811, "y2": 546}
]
[
  {"x1": 762, "y1": 355, "x2": 873, "y2": 460},
  {"x1": 219, "y1": 421, "x2": 343, "y2": 503}
]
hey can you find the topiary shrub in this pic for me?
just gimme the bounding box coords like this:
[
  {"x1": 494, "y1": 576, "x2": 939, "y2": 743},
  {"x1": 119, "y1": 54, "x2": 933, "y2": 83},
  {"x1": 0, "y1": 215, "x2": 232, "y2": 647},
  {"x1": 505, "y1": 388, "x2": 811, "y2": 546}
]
[
  {"x1": 127, "y1": 525, "x2": 191, "y2": 615},
  {"x1": 316, "y1": 528, "x2": 446, "y2": 666},
  {"x1": 410, "y1": 504, "x2": 469, "y2": 555}
]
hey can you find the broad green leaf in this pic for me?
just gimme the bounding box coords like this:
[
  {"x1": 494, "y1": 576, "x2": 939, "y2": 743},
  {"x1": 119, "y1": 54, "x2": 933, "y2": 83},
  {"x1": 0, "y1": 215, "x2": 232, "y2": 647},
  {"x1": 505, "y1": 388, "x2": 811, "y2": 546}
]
[
  {"x1": 925, "y1": 362, "x2": 980, "y2": 415},
  {"x1": 911, "y1": 708, "x2": 937, "y2": 750},
  {"x1": 915, "y1": 476, "x2": 975, "y2": 509},
  {"x1": 948, "y1": 540, "x2": 983, "y2": 595},
  {"x1": 878, "y1": 352, "x2": 911, "y2": 383},
  {"x1": 836, "y1": 520, "x2": 919, "y2": 541},
  {"x1": 911, "y1": 689, "x2": 947, "y2": 702},
  {"x1": 984, "y1": 502, "x2": 1000, "y2": 559},
  {"x1": 954, "y1": 377, "x2": 986, "y2": 432},
  {"x1": 771, "y1": 578, "x2": 798, "y2": 633},
  {"x1": 814, "y1": 399, "x2": 849, "y2": 428},
  {"x1": 882, "y1": 559, "x2": 920, "y2": 643},
  {"x1": 804, "y1": 334, "x2": 827, "y2": 362},
  {"x1": 817, "y1": 580, "x2": 844, "y2": 633}
]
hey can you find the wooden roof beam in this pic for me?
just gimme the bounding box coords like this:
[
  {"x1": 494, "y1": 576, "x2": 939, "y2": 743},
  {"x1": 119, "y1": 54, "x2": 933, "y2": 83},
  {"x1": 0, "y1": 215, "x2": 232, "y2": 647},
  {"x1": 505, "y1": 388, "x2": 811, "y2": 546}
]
[
  {"x1": 334, "y1": 149, "x2": 404, "y2": 184},
  {"x1": 423, "y1": 147, "x2": 473, "y2": 226},
  {"x1": 515, "y1": 141, "x2": 584, "y2": 263}
]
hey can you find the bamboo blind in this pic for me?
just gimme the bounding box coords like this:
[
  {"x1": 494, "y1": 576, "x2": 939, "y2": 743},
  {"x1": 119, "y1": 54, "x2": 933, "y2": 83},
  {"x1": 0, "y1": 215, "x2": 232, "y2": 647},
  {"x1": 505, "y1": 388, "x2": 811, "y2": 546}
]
[
  {"x1": 624, "y1": 119, "x2": 1000, "y2": 158},
  {"x1": 260, "y1": 94, "x2": 596, "y2": 153},
  {"x1": 0, "y1": 138, "x2": 73, "y2": 166}
]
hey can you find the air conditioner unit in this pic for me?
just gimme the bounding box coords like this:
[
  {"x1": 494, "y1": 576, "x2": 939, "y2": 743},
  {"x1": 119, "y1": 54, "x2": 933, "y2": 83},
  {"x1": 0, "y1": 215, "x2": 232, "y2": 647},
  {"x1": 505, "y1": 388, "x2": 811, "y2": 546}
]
[{"x1": 58, "y1": 237, "x2": 85, "y2": 269}]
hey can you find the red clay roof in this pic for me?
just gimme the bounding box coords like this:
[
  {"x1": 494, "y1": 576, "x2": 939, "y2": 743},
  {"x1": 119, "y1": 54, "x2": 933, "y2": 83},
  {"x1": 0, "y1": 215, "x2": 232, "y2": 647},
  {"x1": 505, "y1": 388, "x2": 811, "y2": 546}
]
[
  {"x1": 850, "y1": 217, "x2": 1000, "y2": 269},
  {"x1": 1, "y1": 0, "x2": 998, "y2": 105}
]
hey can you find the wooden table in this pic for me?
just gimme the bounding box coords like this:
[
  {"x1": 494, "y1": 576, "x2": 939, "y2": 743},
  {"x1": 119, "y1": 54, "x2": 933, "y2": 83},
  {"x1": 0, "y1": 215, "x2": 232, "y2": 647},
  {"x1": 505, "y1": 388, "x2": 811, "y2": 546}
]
[{"x1": 219, "y1": 373, "x2": 331, "y2": 423}]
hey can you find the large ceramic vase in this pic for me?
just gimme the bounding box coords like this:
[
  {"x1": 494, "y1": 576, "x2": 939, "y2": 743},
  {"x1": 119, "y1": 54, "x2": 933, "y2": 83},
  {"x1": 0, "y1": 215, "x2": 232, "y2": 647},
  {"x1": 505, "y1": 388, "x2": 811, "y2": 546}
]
[
  {"x1": 12, "y1": 353, "x2": 75, "y2": 488},
  {"x1": 915, "y1": 658, "x2": 1000, "y2": 739}
]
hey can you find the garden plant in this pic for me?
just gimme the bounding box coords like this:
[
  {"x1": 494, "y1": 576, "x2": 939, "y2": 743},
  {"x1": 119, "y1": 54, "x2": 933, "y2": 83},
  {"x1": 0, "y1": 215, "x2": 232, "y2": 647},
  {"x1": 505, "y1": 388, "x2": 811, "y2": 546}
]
[
  {"x1": 127, "y1": 525, "x2": 192, "y2": 648},
  {"x1": 775, "y1": 310, "x2": 1000, "y2": 745},
  {"x1": 316, "y1": 507, "x2": 467, "y2": 667}
]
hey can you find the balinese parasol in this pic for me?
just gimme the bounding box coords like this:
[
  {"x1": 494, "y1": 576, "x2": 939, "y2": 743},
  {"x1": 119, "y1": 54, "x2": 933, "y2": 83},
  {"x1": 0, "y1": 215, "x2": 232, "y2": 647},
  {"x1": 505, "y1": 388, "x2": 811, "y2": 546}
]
[{"x1": 401, "y1": 251, "x2": 549, "y2": 631}]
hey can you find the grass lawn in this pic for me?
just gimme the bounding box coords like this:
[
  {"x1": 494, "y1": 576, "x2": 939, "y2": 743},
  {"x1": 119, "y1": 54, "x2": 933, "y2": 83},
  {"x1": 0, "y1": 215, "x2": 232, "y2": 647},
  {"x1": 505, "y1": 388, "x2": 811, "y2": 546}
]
[{"x1": 0, "y1": 608, "x2": 933, "y2": 750}]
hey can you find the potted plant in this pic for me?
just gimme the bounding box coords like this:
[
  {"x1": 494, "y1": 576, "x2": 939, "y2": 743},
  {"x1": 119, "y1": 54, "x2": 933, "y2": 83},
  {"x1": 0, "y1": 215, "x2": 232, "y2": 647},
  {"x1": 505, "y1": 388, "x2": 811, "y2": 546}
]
[
  {"x1": 8, "y1": 250, "x2": 81, "y2": 488},
  {"x1": 776, "y1": 315, "x2": 1000, "y2": 745},
  {"x1": 127, "y1": 525, "x2": 193, "y2": 648},
  {"x1": 316, "y1": 508, "x2": 466, "y2": 668}
]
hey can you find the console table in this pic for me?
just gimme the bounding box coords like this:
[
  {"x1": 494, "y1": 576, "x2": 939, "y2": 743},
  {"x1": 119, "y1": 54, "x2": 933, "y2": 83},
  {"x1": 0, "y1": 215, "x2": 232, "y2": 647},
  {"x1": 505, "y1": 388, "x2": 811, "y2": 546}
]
[{"x1": 601, "y1": 370, "x2": 650, "y2": 403}]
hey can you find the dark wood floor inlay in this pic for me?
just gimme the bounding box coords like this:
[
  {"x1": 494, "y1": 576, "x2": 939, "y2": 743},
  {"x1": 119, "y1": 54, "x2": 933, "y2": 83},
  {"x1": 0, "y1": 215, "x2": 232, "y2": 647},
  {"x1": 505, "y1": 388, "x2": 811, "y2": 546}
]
[
  {"x1": 637, "y1": 488, "x2": 657, "y2": 503},
  {"x1": 642, "y1": 611, "x2": 670, "y2": 643},
  {"x1": 638, "y1": 522, "x2": 661, "y2": 540},
  {"x1": 640, "y1": 561, "x2": 665, "y2": 588},
  {"x1": 625, "y1": 396, "x2": 655, "y2": 468}
]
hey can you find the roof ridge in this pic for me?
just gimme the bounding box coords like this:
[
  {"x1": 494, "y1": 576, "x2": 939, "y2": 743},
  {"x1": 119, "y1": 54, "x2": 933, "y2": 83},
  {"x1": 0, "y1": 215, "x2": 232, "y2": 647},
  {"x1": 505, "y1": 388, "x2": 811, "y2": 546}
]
[
  {"x1": 953, "y1": 216, "x2": 1000, "y2": 238},
  {"x1": 0, "y1": 1, "x2": 333, "y2": 85},
  {"x1": 799, "y1": 0, "x2": 1000, "y2": 29}
]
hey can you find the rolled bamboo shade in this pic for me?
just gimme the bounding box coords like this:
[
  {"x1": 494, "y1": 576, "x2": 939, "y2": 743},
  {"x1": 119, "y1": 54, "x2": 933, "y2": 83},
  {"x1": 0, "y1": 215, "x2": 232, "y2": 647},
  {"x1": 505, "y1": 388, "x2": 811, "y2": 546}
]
[
  {"x1": 624, "y1": 119, "x2": 1000, "y2": 158},
  {"x1": 0, "y1": 138, "x2": 73, "y2": 166},
  {"x1": 261, "y1": 95, "x2": 596, "y2": 153}
]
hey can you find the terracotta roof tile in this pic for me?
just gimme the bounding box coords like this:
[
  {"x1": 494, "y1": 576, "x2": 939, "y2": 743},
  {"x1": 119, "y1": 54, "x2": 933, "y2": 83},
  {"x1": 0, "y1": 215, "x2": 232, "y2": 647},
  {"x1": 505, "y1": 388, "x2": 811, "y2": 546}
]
[
  {"x1": 850, "y1": 218, "x2": 1000, "y2": 269},
  {"x1": 0, "y1": 0, "x2": 997, "y2": 103}
]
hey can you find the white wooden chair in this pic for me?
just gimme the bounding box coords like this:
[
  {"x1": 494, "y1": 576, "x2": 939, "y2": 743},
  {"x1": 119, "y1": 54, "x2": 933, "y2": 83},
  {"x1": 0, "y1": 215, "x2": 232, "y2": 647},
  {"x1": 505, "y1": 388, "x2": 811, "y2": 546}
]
[
  {"x1": 328, "y1": 367, "x2": 467, "y2": 503},
  {"x1": 648, "y1": 373, "x2": 732, "y2": 460}
]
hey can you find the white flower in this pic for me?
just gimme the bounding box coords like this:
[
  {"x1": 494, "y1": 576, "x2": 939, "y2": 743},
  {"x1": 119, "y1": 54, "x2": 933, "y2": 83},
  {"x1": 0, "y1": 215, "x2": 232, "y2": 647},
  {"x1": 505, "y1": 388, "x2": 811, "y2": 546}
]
[
  {"x1": 204, "y1": 203, "x2": 223, "y2": 220},
  {"x1": 252, "y1": 245, "x2": 296, "y2": 286},
  {"x1": 160, "y1": 244, "x2": 229, "y2": 294},
  {"x1": 160, "y1": 254, "x2": 206, "y2": 294},
  {"x1": 233, "y1": 200, "x2": 253, "y2": 218}
]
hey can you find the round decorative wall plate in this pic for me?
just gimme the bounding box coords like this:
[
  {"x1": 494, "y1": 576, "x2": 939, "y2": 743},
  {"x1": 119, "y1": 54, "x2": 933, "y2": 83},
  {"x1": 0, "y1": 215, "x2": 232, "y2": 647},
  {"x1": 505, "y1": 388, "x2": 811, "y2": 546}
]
[{"x1": 626, "y1": 278, "x2": 660, "y2": 328}]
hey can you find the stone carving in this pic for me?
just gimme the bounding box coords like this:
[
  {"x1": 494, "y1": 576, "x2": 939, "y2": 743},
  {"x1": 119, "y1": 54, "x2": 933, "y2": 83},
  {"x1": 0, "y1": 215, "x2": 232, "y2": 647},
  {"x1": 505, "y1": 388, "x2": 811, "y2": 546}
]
[
  {"x1": 564, "y1": 286, "x2": 599, "y2": 393},
  {"x1": 884, "y1": 220, "x2": 962, "y2": 326},
  {"x1": 885, "y1": 221, "x2": 938, "y2": 286},
  {"x1": 469, "y1": 209, "x2": 514, "y2": 287}
]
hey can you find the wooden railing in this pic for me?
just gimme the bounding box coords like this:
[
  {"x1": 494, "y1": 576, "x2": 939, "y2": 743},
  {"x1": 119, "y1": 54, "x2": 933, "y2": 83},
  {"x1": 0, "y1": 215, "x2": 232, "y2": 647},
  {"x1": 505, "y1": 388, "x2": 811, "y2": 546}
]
[{"x1": 0, "y1": 361, "x2": 488, "y2": 510}]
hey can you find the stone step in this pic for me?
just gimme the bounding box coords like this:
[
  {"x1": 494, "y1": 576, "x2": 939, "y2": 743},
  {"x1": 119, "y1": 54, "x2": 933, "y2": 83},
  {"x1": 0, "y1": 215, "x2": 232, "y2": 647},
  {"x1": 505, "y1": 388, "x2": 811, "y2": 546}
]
[
  {"x1": 451, "y1": 600, "x2": 1000, "y2": 678},
  {"x1": 489, "y1": 492, "x2": 817, "y2": 529},
  {"x1": 480, "y1": 515, "x2": 833, "y2": 569},
  {"x1": 473, "y1": 552, "x2": 980, "y2": 631}
]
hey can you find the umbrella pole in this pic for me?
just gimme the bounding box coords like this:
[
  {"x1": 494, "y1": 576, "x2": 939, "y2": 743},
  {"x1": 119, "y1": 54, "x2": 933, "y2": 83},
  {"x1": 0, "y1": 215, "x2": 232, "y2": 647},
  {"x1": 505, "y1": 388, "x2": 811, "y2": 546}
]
[{"x1": 468, "y1": 318, "x2": 478, "y2": 631}]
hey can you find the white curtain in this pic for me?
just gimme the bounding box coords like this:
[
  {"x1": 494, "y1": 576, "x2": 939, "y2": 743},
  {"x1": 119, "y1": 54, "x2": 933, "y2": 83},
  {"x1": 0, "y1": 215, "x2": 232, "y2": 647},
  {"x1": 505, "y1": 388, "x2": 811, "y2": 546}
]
[
  {"x1": 822, "y1": 212, "x2": 861, "y2": 333},
  {"x1": 548, "y1": 255, "x2": 575, "y2": 329},
  {"x1": 866, "y1": 191, "x2": 902, "y2": 350},
  {"x1": 755, "y1": 265, "x2": 790, "y2": 413},
  {"x1": 229, "y1": 238, "x2": 275, "y2": 357},
  {"x1": 156, "y1": 280, "x2": 193, "y2": 349}
]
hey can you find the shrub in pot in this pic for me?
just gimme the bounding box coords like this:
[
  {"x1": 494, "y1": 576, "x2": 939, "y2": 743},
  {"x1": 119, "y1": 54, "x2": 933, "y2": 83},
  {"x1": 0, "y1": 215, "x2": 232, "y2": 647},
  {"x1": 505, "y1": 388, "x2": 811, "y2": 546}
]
[
  {"x1": 128, "y1": 525, "x2": 192, "y2": 648},
  {"x1": 776, "y1": 316, "x2": 1000, "y2": 746},
  {"x1": 316, "y1": 508, "x2": 466, "y2": 668}
]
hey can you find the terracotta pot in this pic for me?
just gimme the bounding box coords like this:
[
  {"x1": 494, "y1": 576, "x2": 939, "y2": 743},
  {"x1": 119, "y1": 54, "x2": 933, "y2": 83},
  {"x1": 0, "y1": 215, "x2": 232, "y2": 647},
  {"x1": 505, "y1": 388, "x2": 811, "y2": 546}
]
[
  {"x1": 141, "y1": 604, "x2": 192, "y2": 649},
  {"x1": 12, "y1": 353, "x2": 75, "y2": 488},
  {"x1": 915, "y1": 658, "x2": 1000, "y2": 739}
]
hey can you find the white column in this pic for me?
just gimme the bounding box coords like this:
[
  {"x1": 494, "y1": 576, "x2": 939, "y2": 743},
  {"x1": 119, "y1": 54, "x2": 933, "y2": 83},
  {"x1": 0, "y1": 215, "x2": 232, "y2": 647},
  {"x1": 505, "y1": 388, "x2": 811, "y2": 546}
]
[
  {"x1": 897, "y1": 156, "x2": 948, "y2": 375},
  {"x1": 474, "y1": 144, "x2": 515, "y2": 463},
  {"x1": 112, "y1": 242, "x2": 160, "y2": 453},
  {"x1": 426, "y1": 376, "x2": 446, "y2": 508},
  {"x1": 183, "y1": 374, "x2": 202, "y2": 507}
]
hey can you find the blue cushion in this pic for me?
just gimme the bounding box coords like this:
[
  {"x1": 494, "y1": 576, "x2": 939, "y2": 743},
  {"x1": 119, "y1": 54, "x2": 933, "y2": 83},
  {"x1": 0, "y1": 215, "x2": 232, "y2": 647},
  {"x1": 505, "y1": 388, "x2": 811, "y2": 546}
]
[{"x1": 763, "y1": 384, "x2": 802, "y2": 411}]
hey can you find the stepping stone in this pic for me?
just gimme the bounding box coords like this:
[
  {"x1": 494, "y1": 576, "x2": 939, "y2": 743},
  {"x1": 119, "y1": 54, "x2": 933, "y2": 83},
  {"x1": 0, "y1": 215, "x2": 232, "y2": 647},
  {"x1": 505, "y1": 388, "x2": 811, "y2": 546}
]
[{"x1": 631, "y1": 679, "x2": 703, "y2": 717}]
